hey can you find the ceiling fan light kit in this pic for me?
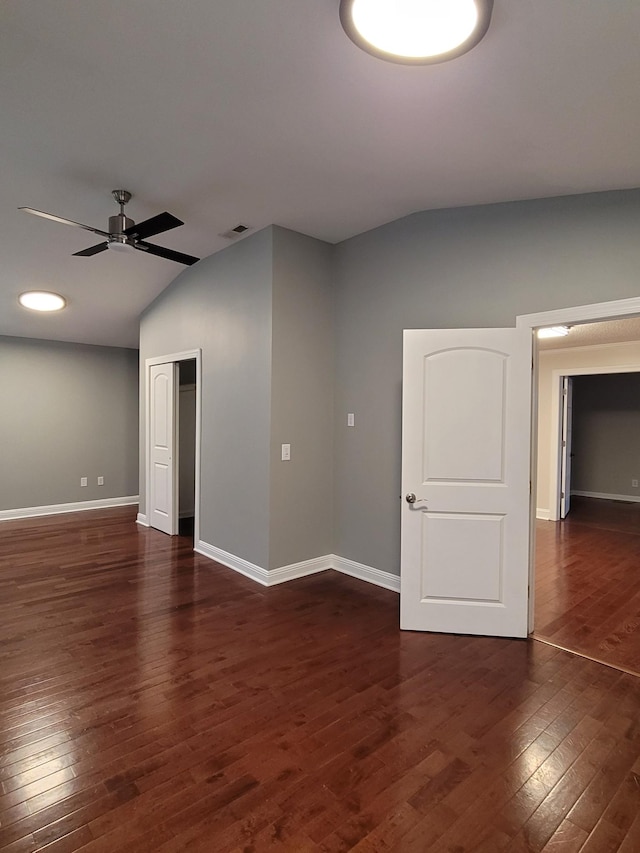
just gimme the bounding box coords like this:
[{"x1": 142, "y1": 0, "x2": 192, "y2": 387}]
[
  {"x1": 339, "y1": 0, "x2": 493, "y2": 64},
  {"x1": 19, "y1": 190, "x2": 200, "y2": 266},
  {"x1": 107, "y1": 239, "x2": 135, "y2": 253}
]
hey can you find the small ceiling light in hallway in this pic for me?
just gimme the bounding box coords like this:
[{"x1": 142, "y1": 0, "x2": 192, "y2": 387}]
[
  {"x1": 537, "y1": 326, "x2": 570, "y2": 339},
  {"x1": 339, "y1": 0, "x2": 494, "y2": 64}
]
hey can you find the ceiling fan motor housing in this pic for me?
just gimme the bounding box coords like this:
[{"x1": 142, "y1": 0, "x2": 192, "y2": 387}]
[{"x1": 109, "y1": 214, "x2": 135, "y2": 238}]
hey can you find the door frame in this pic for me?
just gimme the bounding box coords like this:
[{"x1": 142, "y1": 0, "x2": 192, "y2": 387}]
[
  {"x1": 144, "y1": 349, "x2": 202, "y2": 542},
  {"x1": 517, "y1": 294, "x2": 640, "y2": 632}
]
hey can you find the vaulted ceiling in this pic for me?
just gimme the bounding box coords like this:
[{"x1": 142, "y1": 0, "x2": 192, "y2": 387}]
[{"x1": 2, "y1": 1, "x2": 640, "y2": 348}]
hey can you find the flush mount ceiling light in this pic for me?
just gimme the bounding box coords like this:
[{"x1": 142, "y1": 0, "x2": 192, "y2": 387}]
[
  {"x1": 339, "y1": 0, "x2": 494, "y2": 64},
  {"x1": 537, "y1": 326, "x2": 570, "y2": 339},
  {"x1": 19, "y1": 291, "x2": 67, "y2": 312}
]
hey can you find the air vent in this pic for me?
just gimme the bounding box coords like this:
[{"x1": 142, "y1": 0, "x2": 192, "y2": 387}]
[{"x1": 220, "y1": 224, "x2": 251, "y2": 240}]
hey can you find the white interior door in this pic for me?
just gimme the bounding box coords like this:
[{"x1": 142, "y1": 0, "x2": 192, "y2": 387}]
[
  {"x1": 401, "y1": 328, "x2": 532, "y2": 638},
  {"x1": 150, "y1": 362, "x2": 177, "y2": 535},
  {"x1": 560, "y1": 376, "x2": 573, "y2": 519}
]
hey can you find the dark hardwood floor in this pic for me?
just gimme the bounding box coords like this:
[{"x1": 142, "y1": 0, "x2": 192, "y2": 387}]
[
  {"x1": 2, "y1": 507, "x2": 640, "y2": 852},
  {"x1": 534, "y1": 497, "x2": 640, "y2": 676}
]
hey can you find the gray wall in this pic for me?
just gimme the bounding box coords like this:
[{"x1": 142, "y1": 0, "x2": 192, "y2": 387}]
[
  {"x1": 334, "y1": 189, "x2": 640, "y2": 575},
  {"x1": 140, "y1": 225, "x2": 336, "y2": 571},
  {"x1": 140, "y1": 187, "x2": 640, "y2": 578},
  {"x1": 0, "y1": 336, "x2": 138, "y2": 511},
  {"x1": 269, "y1": 228, "x2": 334, "y2": 569},
  {"x1": 571, "y1": 373, "x2": 640, "y2": 498},
  {"x1": 139, "y1": 227, "x2": 273, "y2": 569}
]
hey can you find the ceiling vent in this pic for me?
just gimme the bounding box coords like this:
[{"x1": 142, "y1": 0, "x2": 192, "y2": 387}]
[{"x1": 220, "y1": 224, "x2": 250, "y2": 240}]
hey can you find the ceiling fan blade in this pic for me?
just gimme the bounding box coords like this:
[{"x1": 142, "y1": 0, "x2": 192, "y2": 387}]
[
  {"x1": 124, "y1": 212, "x2": 183, "y2": 241},
  {"x1": 73, "y1": 242, "x2": 109, "y2": 257},
  {"x1": 19, "y1": 207, "x2": 110, "y2": 237},
  {"x1": 136, "y1": 241, "x2": 199, "y2": 266}
]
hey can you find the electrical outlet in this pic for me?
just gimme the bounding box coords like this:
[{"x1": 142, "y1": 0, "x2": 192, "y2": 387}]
[
  {"x1": 97, "y1": 476, "x2": 104, "y2": 486},
  {"x1": 281, "y1": 443, "x2": 291, "y2": 461},
  {"x1": 347, "y1": 413, "x2": 355, "y2": 427},
  {"x1": 80, "y1": 477, "x2": 87, "y2": 487},
  {"x1": 633, "y1": 479, "x2": 639, "y2": 488}
]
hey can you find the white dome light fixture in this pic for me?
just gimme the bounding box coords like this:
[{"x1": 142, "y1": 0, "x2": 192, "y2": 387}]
[
  {"x1": 339, "y1": 0, "x2": 494, "y2": 65},
  {"x1": 19, "y1": 291, "x2": 67, "y2": 312}
]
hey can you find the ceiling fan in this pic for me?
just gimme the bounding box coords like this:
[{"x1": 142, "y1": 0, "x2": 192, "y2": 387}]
[{"x1": 19, "y1": 190, "x2": 200, "y2": 265}]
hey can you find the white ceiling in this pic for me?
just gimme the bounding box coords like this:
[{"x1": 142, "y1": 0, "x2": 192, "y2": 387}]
[{"x1": 2, "y1": 1, "x2": 640, "y2": 349}]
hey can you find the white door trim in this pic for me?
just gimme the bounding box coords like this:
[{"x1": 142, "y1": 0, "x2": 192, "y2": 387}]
[
  {"x1": 518, "y1": 295, "x2": 640, "y2": 330},
  {"x1": 517, "y1": 295, "x2": 640, "y2": 632},
  {"x1": 145, "y1": 349, "x2": 202, "y2": 543}
]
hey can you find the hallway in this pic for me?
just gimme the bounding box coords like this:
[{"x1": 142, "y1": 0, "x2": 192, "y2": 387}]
[{"x1": 534, "y1": 497, "x2": 640, "y2": 676}]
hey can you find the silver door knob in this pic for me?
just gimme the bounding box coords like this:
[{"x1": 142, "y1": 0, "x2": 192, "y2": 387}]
[{"x1": 405, "y1": 493, "x2": 417, "y2": 504}]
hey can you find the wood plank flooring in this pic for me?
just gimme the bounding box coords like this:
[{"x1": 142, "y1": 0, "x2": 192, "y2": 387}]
[
  {"x1": 534, "y1": 497, "x2": 640, "y2": 676},
  {"x1": 2, "y1": 507, "x2": 640, "y2": 851}
]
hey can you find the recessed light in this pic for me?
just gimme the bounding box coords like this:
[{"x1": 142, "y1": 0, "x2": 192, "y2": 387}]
[
  {"x1": 19, "y1": 291, "x2": 67, "y2": 312},
  {"x1": 339, "y1": 0, "x2": 493, "y2": 64},
  {"x1": 537, "y1": 326, "x2": 570, "y2": 339}
]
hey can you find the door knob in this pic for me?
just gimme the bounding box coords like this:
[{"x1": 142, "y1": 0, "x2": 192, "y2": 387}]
[{"x1": 406, "y1": 492, "x2": 427, "y2": 508}]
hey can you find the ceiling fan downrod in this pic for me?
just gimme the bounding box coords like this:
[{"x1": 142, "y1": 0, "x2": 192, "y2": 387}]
[{"x1": 109, "y1": 189, "x2": 134, "y2": 241}]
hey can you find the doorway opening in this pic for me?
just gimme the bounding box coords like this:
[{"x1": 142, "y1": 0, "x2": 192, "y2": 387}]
[
  {"x1": 521, "y1": 301, "x2": 640, "y2": 675},
  {"x1": 144, "y1": 349, "x2": 201, "y2": 545},
  {"x1": 544, "y1": 364, "x2": 640, "y2": 523},
  {"x1": 178, "y1": 359, "x2": 197, "y2": 542}
]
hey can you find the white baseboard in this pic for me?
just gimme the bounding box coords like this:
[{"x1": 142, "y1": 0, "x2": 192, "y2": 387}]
[
  {"x1": 194, "y1": 540, "x2": 400, "y2": 593},
  {"x1": 571, "y1": 490, "x2": 640, "y2": 504},
  {"x1": 136, "y1": 513, "x2": 149, "y2": 527},
  {"x1": 268, "y1": 555, "x2": 333, "y2": 585},
  {"x1": 0, "y1": 495, "x2": 139, "y2": 522},
  {"x1": 195, "y1": 540, "x2": 332, "y2": 586},
  {"x1": 331, "y1": 555, "x2": 401, "y2": 593},
  {"x1": 536, "y1": 508, "x2": 551, "y2": 520},
  {"x1": 195, "y1": 540, "x2": 271, "y2": 585}
]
